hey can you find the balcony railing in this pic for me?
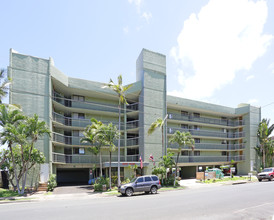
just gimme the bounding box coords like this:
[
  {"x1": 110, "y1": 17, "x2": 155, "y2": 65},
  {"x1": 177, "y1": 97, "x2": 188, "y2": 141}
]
[
  {"x1": 167, "y1": 113, "x2": 244, "y2": 127},
  {"x1": 173, "y1": 155, "x2": 245, "y2": 163},
  {"x1": 53, "y1": 91, "x2": 119, "y2": 113},
  {"x1": 168, "y1": 143, "x2": 245, "y2": 150},
  {"x1": 167, "y1": 127, "x2": 245, "y2": 139},
  {"x1": 52, "y1": 132, "x2": 139, "y2": 147},
  {"x1": 52, "y1": 152, "x2": 139, "y2": 164},
  {"x1": 52, "y1": 91, "x2": 138, "y2": 114}
]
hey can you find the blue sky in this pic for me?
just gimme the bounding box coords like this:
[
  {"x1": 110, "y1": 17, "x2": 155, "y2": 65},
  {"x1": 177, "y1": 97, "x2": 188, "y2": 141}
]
[{"x1": 1, "y1": 0, "x2": 274, "y2": 121}]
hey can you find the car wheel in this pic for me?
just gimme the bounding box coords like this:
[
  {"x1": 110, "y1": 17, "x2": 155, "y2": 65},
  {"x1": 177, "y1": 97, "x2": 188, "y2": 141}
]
[
  {"x1": 125, "y1": 188, "x2": 133, "y2": 197},
  {"x1": 269, "y1": 176, "x2": 273, "y2": 181},
  {"x1": 258, "y1": 179, "x2": 262, "y2": 182},
  {"x1": 150, "y1": 186, "x2": 157, "y2": 194}
]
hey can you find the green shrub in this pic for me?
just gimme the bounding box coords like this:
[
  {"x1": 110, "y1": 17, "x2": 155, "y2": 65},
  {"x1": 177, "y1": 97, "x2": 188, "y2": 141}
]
[
  {"x1": 47, "y1": 174, "x2": 57, "y2": 191},
  {"x1": 121, "y1": 178, "x2": 130, "y2": 184},
  {"x1": 94, "y1": 177, "x2": 109, "y2": 192}
]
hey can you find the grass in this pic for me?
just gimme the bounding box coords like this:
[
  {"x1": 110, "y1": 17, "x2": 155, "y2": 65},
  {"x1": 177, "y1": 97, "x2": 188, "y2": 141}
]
[
  {"x1": 0, "y1": 188, "x2": 19, "y2": 198},
  {"x1": 203, "y1": 176, "x2": 257, "y2": 184},
  {"x1": 159, "y1": 186, "x2": 184, "y2": 191}
]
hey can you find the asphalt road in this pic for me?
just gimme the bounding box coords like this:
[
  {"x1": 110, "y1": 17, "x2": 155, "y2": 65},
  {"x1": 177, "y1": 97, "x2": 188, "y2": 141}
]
[{"x1": 1, "y1": 181, "x2": 274, "y2": 220}]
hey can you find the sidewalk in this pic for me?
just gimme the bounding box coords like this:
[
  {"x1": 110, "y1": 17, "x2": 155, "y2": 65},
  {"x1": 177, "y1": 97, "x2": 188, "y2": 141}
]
[{"x1": 180, "y1": 176, "x2": 258, "y2": 189}]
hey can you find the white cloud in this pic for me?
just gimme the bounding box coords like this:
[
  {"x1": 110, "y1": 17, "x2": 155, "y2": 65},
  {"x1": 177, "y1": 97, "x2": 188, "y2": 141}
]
[
  {"x1": 142, "y1": 12, "x2": 152, "y2": 23},
  {"x1": 268, "y1": 62, "x2": 274, "y2": 74},
  {"x1": 123, "y1": 26, "x2": 129, "y2": 34},
  {"x1": 247, "y1": 99, "x2": 258, "y2": 104},
  {"x1": 170, "y1": 0, "x2": 273, "y2": 100},
  {"x1": 246, "y1": 75, "x2": 255, "y2": 81},
  {"x1": 128, "y1": 0, "x2": 143, "y2": 13}
]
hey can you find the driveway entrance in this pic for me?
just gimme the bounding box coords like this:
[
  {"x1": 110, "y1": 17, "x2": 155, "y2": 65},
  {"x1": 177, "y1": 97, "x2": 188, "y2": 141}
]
[{"x1": 53, "y1": 185, "x2": 93, "y2": 195}]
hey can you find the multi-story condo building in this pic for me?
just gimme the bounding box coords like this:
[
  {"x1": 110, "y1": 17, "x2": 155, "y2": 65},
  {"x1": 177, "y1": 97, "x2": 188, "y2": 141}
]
[{"x1": 8, "y1": 48, "x2": 261, "y2": 185}]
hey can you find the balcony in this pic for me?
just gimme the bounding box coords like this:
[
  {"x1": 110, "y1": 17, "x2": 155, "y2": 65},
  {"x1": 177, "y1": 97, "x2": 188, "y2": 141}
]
[
  {"x1": 52, "y1": 132, "x2": 139, "y2": 147},
  {"x1": 53, "y1": 91, "x2": 139, "y2": 115},
  {"x1": 127, "y1": 103, "x2": 139, "y2": 112},
  {"x1": 53, "y1": 91, "x2": 119, "y2": 113},
  {"x1": 167, "y1": 127, "x2": 245, "y2": 139},
  {"x1": 168, "y1": 143, "x2": 245, "y2": 150},
  {"x1": 52, "y1": 152, "x2": 139, "y2": 164},
  {"x1": 167, "y1": 113, "x2": 244, "y2": 127},
  {"x1": 173, "y1": 155, "x2": 245, "y2": 163}
]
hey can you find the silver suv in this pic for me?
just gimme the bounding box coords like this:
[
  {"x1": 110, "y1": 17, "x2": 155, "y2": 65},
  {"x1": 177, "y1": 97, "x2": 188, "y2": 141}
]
[{"x1": 118, "y1": 175, "x2": 161, "y2": 196}]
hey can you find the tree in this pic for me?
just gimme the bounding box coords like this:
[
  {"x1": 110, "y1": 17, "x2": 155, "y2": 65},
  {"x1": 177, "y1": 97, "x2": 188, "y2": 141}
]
[
  {"x1": 0, "y1": 69, "x2": 11, "y2": 103},
  {"x1": 0, "y1": 104, "x2": 25, "y2": 194},
  {"x1": 1, "y1": 144, "x2": 45, "y2": 191},
  {"x1": 148, "y1": 115, "x2": 168, "y2": 157},
  {"x1": 257, "y1": 118, "x2": 274, "y2": 168},
  {"x1": 0, "y1": 108, "x2": 49, "y2": 195},
  {"x1": 152, "y1": 165, "x2": 166, "y2": 184},
  {"x1": 129, "y1": 164, "x2": 138, "y2": 178},
  {"x1": 159, "y1": 152, "x2": 175, "y2": 180},
  {"x1": 98, "y1": 123, "x2": 119, "y2": 189},
  {"x1": 169, "y1": 131, "x2": 194, "y2": 186},
  {"x1": 105, "y1": 75, "x2": 132, "y2": 186},
  {"x1": 81, "y1": 118, "x2": 104, "y2": 177},
  {"x1": 20, "y1": 114, "x2": 50, "y2": 193}
]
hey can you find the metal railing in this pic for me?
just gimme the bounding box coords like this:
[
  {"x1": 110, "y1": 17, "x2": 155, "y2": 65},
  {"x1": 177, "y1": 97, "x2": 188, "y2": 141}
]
[
  {"x1": 52, "y1": 152, "x2": 139, "y2": 164},
  {"x1": 167, "y1": 127, "x2": 245, "y2": 139},
  {"x1": 52, "y1": 132, "x2": 139, "y2": 147},
  {"x1": 168, "y1": 143, "x2": 245, "y2": 150},
  {"x1": 173, "y1": 155, "x2": 245, "y2": 163},
  {"x1": 167, "y1": 113, "x2": 244, "y2": 127},
  {"x1": 52, "y1": 91, "x2": 139, "y2": 114}
]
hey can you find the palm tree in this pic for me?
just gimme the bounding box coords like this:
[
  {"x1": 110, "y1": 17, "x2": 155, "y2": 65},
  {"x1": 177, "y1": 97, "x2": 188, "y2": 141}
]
[
  {"x1": 148, "y1": 114, "x2": 168, "y2": 157},
  {"x1": 20, "y1": 114, "x2": 50, "y2": 193},
  {"x1": 81, "y1": 118, "x2": 103, "y2": 177},
  {"x1": 169, "y1": 131, "x2": 194, "y2": 186},
  {"x1": 0, "y1": 69, "x2": 11, "y2": 103},
  {"x1": 105, "y1": 75, "x2": 132, "y2": 186},
  {"x1": 0, "y1": 104, "x2": 25, "y2": 194},
  {"x1": 99, "y1": 123, "x2": 119, "y2": 189},
  {"x1": 159, "y1": 152, "x2": 175, "y2": 181},
  {"x1": 257, "y1": 118, "x2": 274, "y2": 168}
]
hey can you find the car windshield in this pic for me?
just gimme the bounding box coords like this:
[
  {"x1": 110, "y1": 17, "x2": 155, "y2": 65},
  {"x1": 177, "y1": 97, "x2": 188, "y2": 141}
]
[
  {"x1": 262, "y1": 168, "x2": 272, "y2": 172},
  {"x1": 130, "y1": 177, "x2": 137, "y2": 183}
]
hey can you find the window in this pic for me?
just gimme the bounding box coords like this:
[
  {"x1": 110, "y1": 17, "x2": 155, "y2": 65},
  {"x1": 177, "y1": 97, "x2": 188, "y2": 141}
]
[
  {"x1": 151, "y1": 176, "x2": 158, "y2": 181},
  {"x1": 222, "y1": 151, "x2": 227, "y2": 156},
  {"x1": 127, "y1": 148, "x2": 139, "y2": 155},
  {"x1": 221, "y1": 117, "x2": 227, "y2": 121},
  {"x1": 73, "y1": 130, "x2": 79, "y2": 136},
  {"x1": 168, "y1": 114, "x2": 173, "y2": 119},
  {"x1": 181, "y1": 111, "x2": 188, "y2": 116},
  {"x1": 194, "y1": 151, "x2": 200, "y2": 156},
  {"x1": 222, "y1": 128, "x2": 227, "y2": 133},
  {"x1": 194, "y1": 138, "x2": 200, "y2": 143},
  {"x1": 193, "y1": 113, "x2": 200, "y2": 118},
  {"x1": 79, "y1": 148, "x2": 85, "y2": 154},
  {"x1": 194, "y1": 125, "x2": 200, "y2": 130},
  {"x1": 181, "y1": 124, "x2": 188, "y2": 129},
  {"x1": 137, "y1": 177, "x2": 144, "y2": 183},
  {"x1": 78, "y1": 113, "x2": 85, "y2": 119},
  {"x1": 221, "y1": 140, "x2": 227, "y2": 144},
  {"x1": 181, "y1": 151, "x2": 188, "y2": 156},
  {"x1": 79, "y1": 131, "x2": 85, "y2": 137},
  {"x1": 73, "y1": 148, "x2": 79, "y2": 154},
  {"x1": 72, "y1": 113, "x2": 85, "y2": 119},
  {"x1": 72, "y1": 95, "x2": 85, "y2": 102},
  {"x1": 145, "y1": 177, "x2": 152, "y2": 182}
]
